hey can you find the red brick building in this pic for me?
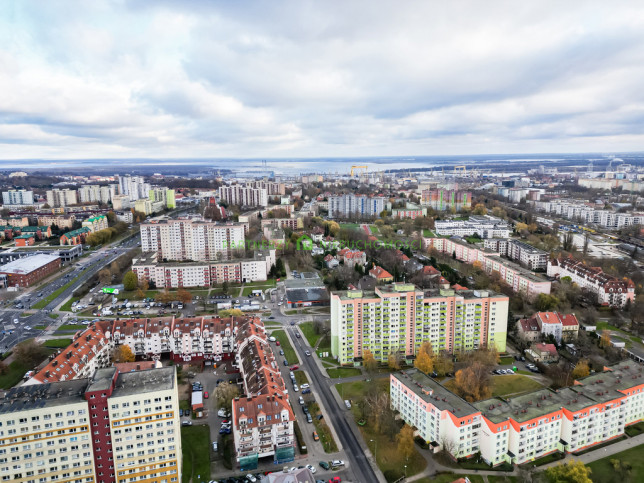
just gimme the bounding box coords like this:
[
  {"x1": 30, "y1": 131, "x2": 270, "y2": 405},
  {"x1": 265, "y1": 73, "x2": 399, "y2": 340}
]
[{"x1": 0, "y1": 254, "x2": 61, "y2": 287}]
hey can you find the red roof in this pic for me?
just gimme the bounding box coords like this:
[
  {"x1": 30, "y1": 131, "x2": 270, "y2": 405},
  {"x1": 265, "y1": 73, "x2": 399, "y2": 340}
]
[
  {"x1": 421, "y1": 265, "x2": 441, "y2": 276},
  {"x1": 560, "y1": 313, "x2": 579, "y2": 327},
  {"x1": 370, "y1": 266, "x2": 393, "y2": 279},
  {"x1": 534, "y1": 343, "x2": 557, "y2": 356}
]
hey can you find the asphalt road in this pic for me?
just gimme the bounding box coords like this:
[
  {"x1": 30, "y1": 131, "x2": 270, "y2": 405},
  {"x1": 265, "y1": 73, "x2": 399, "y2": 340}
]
[
  {"x1": 287, "y1": 326, "x2": 378, "y2": 483},
  {"x1": 0, "y1": 233, "x2": 141, "y2": 352}
]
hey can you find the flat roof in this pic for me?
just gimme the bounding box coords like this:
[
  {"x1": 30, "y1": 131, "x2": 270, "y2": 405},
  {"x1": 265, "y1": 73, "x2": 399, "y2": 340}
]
[
  {"x1": 111, "y1": 366, "x2": 175, "y2": 397},
  {"x1": 394, "y1": 369, "x2": 479, "y2": 418},
  {"x1": 0, "y1": 253, "x2": 60, "y2": 274},
  {"x1": 0, "y1": 380, "x2": 88, "y2": 414}
]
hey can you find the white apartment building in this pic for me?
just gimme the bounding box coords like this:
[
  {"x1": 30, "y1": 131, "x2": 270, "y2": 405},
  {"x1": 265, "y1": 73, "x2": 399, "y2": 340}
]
[
  {"x1": 118, "y1": 176, "x2": 150, "y2": 202},
  {"x1": 330, "y1": 283, "x2": 509, "y2": 364},
  {"x1": 139, "y1": 218, "x2": 246, "y2": 262},
  {"x1": 111, "y1": 195, "x2": 131, "y2": 211},
  {"x1": 218, "y1": 185, "x2": 268, "y2": 208},
  {"x1": 0, "y1": 366, "x2": 181, "y2": 483},
  {"x1": 327, "y1": 194, "x2": 386, "y2": 219},
  {"x1": 532, "y1": 200, "x2": 644, "y2": 230},
  {"x1": 434, "y1": 216, "x2": 511, "y2": 239},
  {"x1": 392, "y1": 361, "x2": 644, "y2": 467},
  {"x1": 423, "y1": 236, "x2": 552, "y2": 298},
  {"x1": 2, "y1": 189, "x2": 34, "y2": 206},
  {"x1": 132, "y1": 250, "x2": 274, "y2": 288},
  {"x1": 548, "y1": 257, "x2": 635, "y2": 307},
  {"x1": 78, "y1": 185, "x2": 112, "y2": 204},
  {"x1": 47, "y1": 189, "x2": 78, "y2": 207},
  {"x1": 484, "y1": 239, "x2": 548, "y2": 271},
  {"x1": 247, "y1": 181, "x2": 285, "y2": 196}
]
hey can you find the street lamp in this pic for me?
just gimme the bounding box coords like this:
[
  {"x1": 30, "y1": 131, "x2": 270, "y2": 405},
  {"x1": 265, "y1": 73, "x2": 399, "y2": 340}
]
[
  {"x1": 370, "y1": 438, "x2": 378, "y2": 462},
  {"x1": 404, "y1": 465, "x2": 407, "y2": 478}
]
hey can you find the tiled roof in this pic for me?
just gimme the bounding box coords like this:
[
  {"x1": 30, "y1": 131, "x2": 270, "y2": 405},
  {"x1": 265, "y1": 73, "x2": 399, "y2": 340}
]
[{"x1": 370, "y1": 266, "x2": 393, "y2": 279}]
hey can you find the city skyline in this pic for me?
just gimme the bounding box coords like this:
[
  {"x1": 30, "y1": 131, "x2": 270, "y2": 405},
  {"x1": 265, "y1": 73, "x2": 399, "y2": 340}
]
[{"x1": 2, "y1": 1, "x2": 644, "y2": 160}]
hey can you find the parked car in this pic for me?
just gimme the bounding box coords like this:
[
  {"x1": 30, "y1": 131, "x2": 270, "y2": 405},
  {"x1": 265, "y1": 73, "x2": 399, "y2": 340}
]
[
  {"x1": 298, "y1": 397, "x2": 305, "y2": 405},
  {"x1": 312, "y1": 431, "x2": 319, "y2": 441},
  {"x1": 305, "y1": 350, "x2": 311, "y2": 357},
  {"x1": 306, "y1": 464, "x2": 317, "y2": 474},
  {"x1": 182, "y1": 421, "x2": 192, "y2": 426},
  {"x1": 331, "y1": 460, "x2": 345, "y2": 467},
  {"x1": 344, "y1": 400, "x2": 351, "y2": 409},
  {"x1": 179, "y1": 409, "x2": 184, "y2": 417},
  {"x1": 302, "y1": 388, "x2": 311, "y2": 394},
  {"x1": 212, "y1": 442, "x2": 218, "y2": 451},
  {"x1": 319, "y1": 461, "x2": 330, "y2": 470},
  {"x1": 290, "y1": 365, "x2": 299, "y2": 371},
  {"x1": 300, "y1": 383, "x2": 310, "y2": 389}
]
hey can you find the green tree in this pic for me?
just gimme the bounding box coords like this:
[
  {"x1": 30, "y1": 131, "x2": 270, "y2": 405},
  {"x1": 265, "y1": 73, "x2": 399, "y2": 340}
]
[
  {"x1": 545, "y1": 459, "x2": 592, "y2": 483},
  {"x1": 123, "y1": 271, "x2": 138, "y2": 291}
]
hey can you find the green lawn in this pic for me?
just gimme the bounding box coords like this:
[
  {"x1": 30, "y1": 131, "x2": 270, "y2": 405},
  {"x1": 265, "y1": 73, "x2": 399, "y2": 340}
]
[
  {"x1": 487, "y1": 477, "x2": 519, "y2": 483},
  {"x1": 307, "y1": 401, "x2": 338, "y2": 453},
  {"x1": 32, "y1": 275, "x2": 81, "y2": 309},
  {"x1": 335, "y1": 379, "x2": 427, "y2": 481},
  {"x1": 293, "y1": 370, "x2": 309, "y2": 386},
  {"x1": 34, "y1": 325, "x2": 47, "y2": 330},
  {"x1": 57, "y1": 324, "x2": 87, "y2": 331},
  {"x1": 0, "y1": 360, "x2": 30, "y2": 389},
  {"x1": 587, "y1": 444, "x2": 644, "y2": 483},
  {"x1": 60, "y1": 297, "x2": 80, "y2": 312},
  {"x1": 271, "y1": 330, "x2": 297, "y2": 364},
  {"x1": 241, "y1": 280, "x2": 276, "y2": 296},
  {"x1": 339, "y1": 223, "x2": 361, "y2": 230},
  {"x1": 596, "y1": 321, "x2": 621, "y2": 332},
  {"x1": 299, "y1": 321, "x2": 324, "y2": 347},
  {"x1": 415, "y1": 475, "x2": 485, "y2": 483},
  {"x1": 625, "y1": 421, "x2": 644, "y2": 437},
  {"x1": 180, "y1": 425, "x2": 210, "y2": 483},
  {"x1": 444, "y1": 374, "x2": 543, "y2": 398},
  {"x1": 116, "y1": 288, "x2": 211, "y2": 301},
  {"x1": 422, "y1": 229, "x2": 435, "y2": 237},
  {"x1": 327, "y1": 367, "x2": 362, "y2": 378},
  {"x1": 43, "y1": 338, "x2": 73, "y2": 348},
  {"x1": 499, "y1": 356, "x2": 515, "y2": 365}
]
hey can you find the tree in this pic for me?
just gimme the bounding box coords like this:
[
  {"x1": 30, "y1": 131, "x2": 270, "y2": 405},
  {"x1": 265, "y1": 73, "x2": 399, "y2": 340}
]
[
  {"x1": 221, "y1": 281, "x2": 229, "y2": 294},
  {"x1": 414, "y1": 350, "x2": 433, "y2": 375},
  {"x1": 113, "y1": 345, "x2": 135, "y2": 363},
  {"x1": 600, "y1": 329, "x2": 612, "y2": 348},
  {"x1": 123, "y1": 271, "x2": 138, "y2": 291},
  {"x1": 155, "y1": 288, "x2": 173, "y2": 304},
  {"x1": 432, "y1": 352, "x2": 454, "y2": 376},
  {"x1": 545, "y1": 459, "x2": 592, "y2": 483},
  {"x1": 110, "y1": 261, "x2": 121, "y2": 277},
  {"x1": 396, "y1": 424, "x2": 415, "y2": 461},
  {"x1": 363, "y1": 350, "x2": 378, "y2": 373},
  {"x1": 177, "y1": 289, "x2": 192, "y2": 305},
  {"x1": 571, "y1": 359, "x2": 590, "y2": 380},
  {"x1": 214, "y1": 383, "x2": 240, "y2": 413},
  {"x1": 388, "y1": 352, "x2": 400, "y2": 371},
  {"x1": 472, "y1": 203, "x2": 487, "y2": 215},
  {"x1": 98, "y1": 268, "x2": 112, "y2": 285},
  {"x1": 14, "y1": 340, "x2": 48, "y2": 367},
  {"x1": 452, "y1": 362, "x2": 492, "y2": 402}
]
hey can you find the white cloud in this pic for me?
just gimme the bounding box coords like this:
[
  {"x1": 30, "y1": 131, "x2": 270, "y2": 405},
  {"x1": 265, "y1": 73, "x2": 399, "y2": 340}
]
[{"x1": 0, "y1": 0, "x2": 644, "y2": 158}]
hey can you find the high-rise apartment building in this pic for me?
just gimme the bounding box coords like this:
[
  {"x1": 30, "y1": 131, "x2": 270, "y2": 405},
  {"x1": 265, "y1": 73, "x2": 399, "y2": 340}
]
[
  {"x1": 139, "y1": 218, "x2": 246, "y2": 262},
  {"x1": 2, "y1": 189, "x2": 34, "y2": 206},
  {"x1": 46, "y1": 189, "x2": 78, "y2": 208},
  {"x1": 330, "y1": 283, "x2": 509, "y2": 364},
  {"x1": 327, "y1": 194, "x2": 385, "y2": 219},
  {"x1": 118, "y1": 176, "x2": 150, "y2": 202},
  {"x1": 218, "y1": 185, "x2": 268, "y2": 208},
  {"x1": 0, "y1": 366, "x2": 181, "y2": 483},
  {"x1": 78, "y1": 185, "x2": 112, "y2": 204},
  {"x1": 247, "y1": 181, "x2": 285, "y2": 196},
  {"x1": 149, "y1": 188, "x2": 176, "y2": 209}
]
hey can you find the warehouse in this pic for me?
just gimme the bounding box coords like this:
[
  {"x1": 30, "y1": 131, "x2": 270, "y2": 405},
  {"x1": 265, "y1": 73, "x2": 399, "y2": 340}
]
[{"x1": 0, "y1": 253, "x2": 61, "y2": 287}]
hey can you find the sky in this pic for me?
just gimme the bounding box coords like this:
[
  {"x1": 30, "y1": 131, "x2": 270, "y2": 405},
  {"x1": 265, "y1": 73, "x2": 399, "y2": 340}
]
[{"x1": 1, "y1": 0, "x2": 644, "y2": 160}]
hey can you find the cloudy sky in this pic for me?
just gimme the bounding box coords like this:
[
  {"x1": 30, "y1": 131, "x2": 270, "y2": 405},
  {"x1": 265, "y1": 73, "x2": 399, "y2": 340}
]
[{"x1": 1, "y1": 0, "x2": 644, "y2": 159}]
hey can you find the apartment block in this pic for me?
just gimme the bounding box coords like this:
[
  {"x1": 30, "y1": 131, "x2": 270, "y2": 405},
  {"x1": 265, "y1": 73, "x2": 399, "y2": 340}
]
[
  {"x1": 392, "y1": 361, "x2": 644, "y2": 466},
  {"x1": 435, "y1": 215, "x2": 511, "y2": 239},
  {"x1": 247, "y1": 181, "x2": 285, "y2": 196},
  {"x1": 149, "y1": 188, "x2": 176, "y2": 209},
  {"x1": 423, "y1": 236, "x2": 552, "y2": 298},
  {"x1": 111, "y1": 195, "x2": 131, "y2": 211},
  {"x1": 532, "y1": 200, "x2": 644, "y2": 230},
  {"x1": 484, "y1": 239, "x2": 548, "y2": 271},
  {"x1": 330, "y1": 283, "x2": 509, "y2": 364},
  {"x1": 78, "y1": 185, "x2": 112, "y2": 204},
  {"x1": 47, "y1": 189, "x2": 78, "y2": 208},
  {"x1": 391, "y1": 202, "x2": 427, "y2": 219},
  {"x1": 132, "y1": 250, "x2": 274, "y2": 288},
  {"x1": 232, "y1": 319, "x2": 295, "y2": 469},
  {"x1": 259, "y1": 218, "x2": 303, "y2": 231},
  {"x1": 218, "y1": 185, "x2": 268, "y2": 208},
  {"x1": 327, "y1": 194, "x2": 385, "y2": 219},
  {"x1": 420, "y1": 189, "x2": 472, "y2": 211},
  {"x1": 139, "y1": 218, "x2": 246, "y2": 262},
  {"x1": 0, "y1": 366, "x2": 181, "y2": 483},
  {"x1": 82, "y1": 215, "x2": 109, "y2": 233},
  {"x1": 2, "y1": 189, "x2": 34, "y2": 206},
  {"x1": 38, "y1": 214, "x2": 76, "y2": 229},
  {"x1": 118, "y1": 176, "x2": 150, "y2": 202},
  {"x1": 548, "y1": 257, "x2": 635, "y2": 307}
]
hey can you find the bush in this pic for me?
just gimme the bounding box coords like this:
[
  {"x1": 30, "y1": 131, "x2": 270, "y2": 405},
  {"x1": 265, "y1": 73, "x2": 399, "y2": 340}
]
[{"x1": 293, "y1": 421, "x2": 307, "y2": 454}]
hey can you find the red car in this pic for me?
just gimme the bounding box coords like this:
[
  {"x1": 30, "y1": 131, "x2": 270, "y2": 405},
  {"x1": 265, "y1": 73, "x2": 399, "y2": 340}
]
[
  {"x1": 204, "y1": 391, "x2": 209, "y2": 399},
  {"x1": 276, "y1": 341, "x2": 281, "y2": 346},
  {"x1": 329, "y1": 478, "x2": 341, "y2": 483},
  {"x1": 290, "y1": 365, "x2": 299, "y2": 371}
]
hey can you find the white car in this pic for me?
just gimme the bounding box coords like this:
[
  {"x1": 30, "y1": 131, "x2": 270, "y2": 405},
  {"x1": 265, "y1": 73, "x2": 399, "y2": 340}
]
[
  {"x1": 293, "y1": 384, "x2": 299, "y2": 392},
  {"x1": 268, "y1": 336, "x2": 276, "y2": 342},
  {"x1": 332, "y1": 460, "x2": 345, "y2": 467},
  {"x1": 300, "y1": 383, "x2": 310, "y2": 389},
  {"x1": 245, "y1": 475, "x2": 257, "y2": 482},
  {"x1": 306, "y1": 464, "x2": 317, "y2": 474}
]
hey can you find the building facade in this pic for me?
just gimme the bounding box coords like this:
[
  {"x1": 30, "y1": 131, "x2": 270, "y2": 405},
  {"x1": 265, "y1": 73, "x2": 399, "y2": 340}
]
[
  {"x1": 330, "y1": 283, "x2": 509, "y2": 364},
  {"x1": 2, "y1": 189, "x2": 34, "y2": 206},
  {"x1": 548, "y1": 257, "x2": 635, "y2": 307},
  {"x1": 424, "y1": 236, "x2": 552, "y2": 298},
  {"x1": 435, "y1": 215, "x2": 511, "y2": 239},
  {"x1": 118, "y1": 176, "x2": 150, "y2": 202},
  {"x1": 391, "y1": 361, "x2": 644, "y2": 466},
  {"x1": 218, "y1": 185, "x2": 268, "y2": 208},
  {"x1": 327, "y1": 194, "x2": 385, "y2": 219},
  {"x1": 421, "y1": 189, "x2": 472, "y2": 211},
  {"x1": 47, "y1": 189, "x2": 78, "y2": 208},
  {"x1": 484, "y1": 239, "x2": 548, "y2": 271},
  {"x1": 139, "y1": 218, "x2": 246, "y2": 262},
  {"x1": 0, "y1": 254, "x2": 61, "y2": 287},
  {"x1": 0, "y1": 366, "x2": 181, "y2": 483}
]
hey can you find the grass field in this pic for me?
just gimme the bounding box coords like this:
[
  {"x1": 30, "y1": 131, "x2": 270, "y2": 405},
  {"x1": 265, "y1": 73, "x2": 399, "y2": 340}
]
[
  {"x1": 339, "y1": 223, "x2": 361, "y2": 230},
  {"x1": 625, "y1": 421, "x2": 644, "y2": 437},
  {"x1": 241, "y1": 280, "x2": 276, "y2": 296},
  {"x1": 423, "y1": 229, "x2": 435, "y2": 237},
  {"x1": 57, "y1": 324, "x2": 87, "y2": 331},
  {"x1": 43, "y1": 338, "x2": 73, "y2": 348},
  {"x1": 327, "y1": 367, "x2": 362, "y2": 378},
  {"x1": 0, "y1": 360, "x2": 30, "y2": 389},
  {"x1": 60, "y1": 297, "x2": 80, "y2": 312},
  {"x1": 487, "y1": 476, "x2": 518, "y2": 483},
  {"x1": 117, "y1": 288, "x2": 211, "y2": 301},
  {"x1": 499, "y1": 356, "x2": 515, "y2": 365},
  {"x1": 270, "y1": 330, "x2": 297, "y2": 364},
  {"x1": 180, "y1": 425, "x2": 211, "y2": 483},
  {"x1": 306, "y1": 401, "x2": 338, "y2": 453},
  {"x1": 335, "y1": 379, "x2": 427, "y2": 481},
  {"x1": 415, "y1": 475, "x2": 485, "y2": 483},
  {"x1": 587, "y1": 444, "x2": 644, "y2": 483},
  {"x1": 444, "y1": 374, "x2": 543, "y2": 398},
  {"x1": 33, "y1": 325, "x2": 47, "y2": 330},
  {"x1": 299, "y1": 321, "x2": 324, "y2": 347},
  {"x1": 293, "y1": 370, "x2": 309, "y2": 386}
]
